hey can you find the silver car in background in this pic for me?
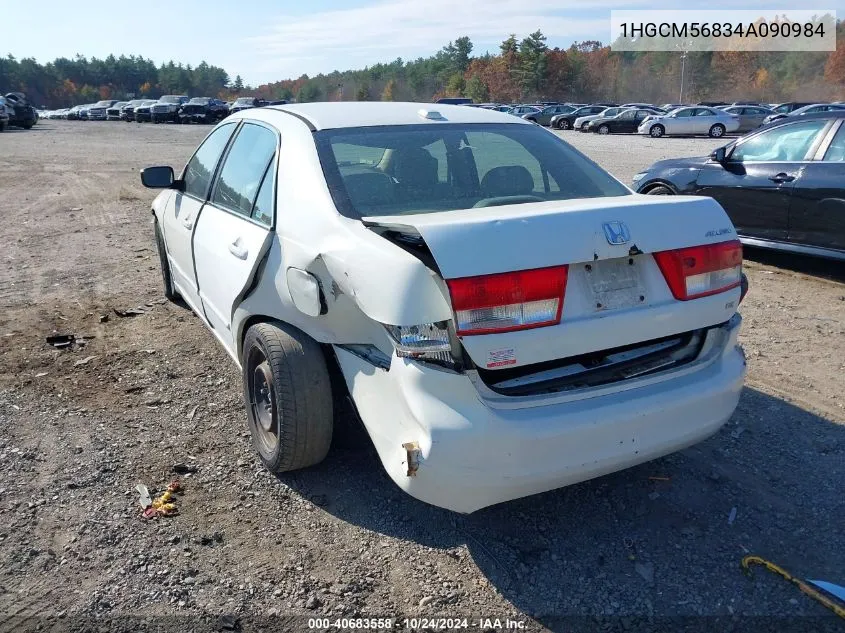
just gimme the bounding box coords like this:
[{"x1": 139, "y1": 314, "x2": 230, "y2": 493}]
[
  {"x1": 638, "y1": 106, "x2": 740, "y2": 138},
  {"x1": 721, "y1": 105, "x2": 773, "y2": 132}
]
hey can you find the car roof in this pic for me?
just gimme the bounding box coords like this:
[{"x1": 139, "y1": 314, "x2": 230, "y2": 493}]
[
  {"x1": 753, "y1": 109, "x2": 845, "y2": 131},
  {"x1": 258, "y1": 101, "x2": 531, "y2": 130}
]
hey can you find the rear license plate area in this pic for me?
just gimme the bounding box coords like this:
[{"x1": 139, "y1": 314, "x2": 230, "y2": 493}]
[{"x1": 584, "y1": 256, "x2": 645, "y2": 311}]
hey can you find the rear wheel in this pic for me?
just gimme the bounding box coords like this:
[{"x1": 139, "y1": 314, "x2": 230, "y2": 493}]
[
  {"x1": 649, "y1": 124, "x2": 665, "y2": 138},
  {"x1": 709, "y1": 124, "x2": 726, "y2": 138},
  {"x1": 557, "y1": 119, "x2": 571, "y2": 130},
  {"x1": 242, "y1": 322, "x2": 333, "y2": 474},
  {"x1": 645, "y1": 185, "x2": 674, "y2": 195},
  {"x1": 597, "y1": 124, "x2": 610, "y2": 135}
]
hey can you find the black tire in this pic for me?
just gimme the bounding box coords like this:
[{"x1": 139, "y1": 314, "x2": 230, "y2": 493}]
[
  {"x1": 645, "y1": 185, "x2": 674, "y2": 195},
  {"x1": 153, "y1": 220, "x2": 178, "y2": 301},
  {"x1": 709, "y1": 124, "x2": 726, "y2": 138},
  {"x1": 597, "y1": 124, "x2": 610, "y2": 135},
  {"x1": 557, "y1": 119, "x2": 571, "y2": 130},
  {"x1": 649, "y1": 124, "x2": 665, "y2": 138},
  {"x1": 242, "y1": 322, "x2": 333, "y2": 473}
]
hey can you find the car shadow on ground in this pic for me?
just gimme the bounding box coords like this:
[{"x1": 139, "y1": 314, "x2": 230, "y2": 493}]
[
  {"x1": 744, "y1": 247, "x2": 845, "y2": 284},
  {"x1": 280, "y1": 386, "x2": 843, "y2": 630}
]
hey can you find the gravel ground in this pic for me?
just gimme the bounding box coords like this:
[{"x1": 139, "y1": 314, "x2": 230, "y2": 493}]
[{"x1": 0, "y1": 120, "x2": 843, "y2": 633}]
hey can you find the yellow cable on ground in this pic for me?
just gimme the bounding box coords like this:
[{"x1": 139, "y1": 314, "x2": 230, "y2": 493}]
[{"x1": 741, "y1": 555, "x2": 845, "y2": 619}]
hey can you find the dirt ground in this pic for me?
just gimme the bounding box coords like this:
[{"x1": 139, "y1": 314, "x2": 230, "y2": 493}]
[{"x1": 0, "y1": 120, "x2": 843, "y2": 633}]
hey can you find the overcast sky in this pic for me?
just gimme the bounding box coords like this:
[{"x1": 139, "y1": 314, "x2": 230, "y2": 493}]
[{"x1": 1, "y1": 0, "x2": 828, "y2": 85}]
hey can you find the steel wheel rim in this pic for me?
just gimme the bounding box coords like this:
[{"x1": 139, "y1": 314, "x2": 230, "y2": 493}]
[
  {"x1": 599, "y1": 126, "x2": 609, "y2": 134},
  {"x1": 713, "y1": 126, "x2": 724, "y2": 137},
  {"x1": 248, "y1": 349, "x2": 277, "y2": 455}
]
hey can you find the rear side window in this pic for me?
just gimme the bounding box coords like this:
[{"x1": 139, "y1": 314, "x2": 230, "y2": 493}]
[
  {"x1": 251, "y1": 157, "x2": 277, "y2": 226},
  {"x1": 315, "y1": 123, "x2": 629, "y2": 218},
  {"x1": 212, "y1": 123, "x2": 277, "y2": 216},
  {"x1": 183, "y1": 123, "x2": 237, "y2": 199}
]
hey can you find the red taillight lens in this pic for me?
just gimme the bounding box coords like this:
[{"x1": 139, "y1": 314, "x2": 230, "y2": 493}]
[
  {"x1": 446, "y1": 266, "x2": 568, "y2": 335},
  {"x1": 653, "y1": 240, "x2": 743, "y2": 301}
]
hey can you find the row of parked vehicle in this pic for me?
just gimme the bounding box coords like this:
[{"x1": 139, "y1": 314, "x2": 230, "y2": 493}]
[
  {"x1": 471, "y1": 99, "x2": 845, "y2": 139},
  {"x1": 38, "y1": 96, "x2": 289, "y2": 124},
  {"x1": 0, "y1": 92, "x2": 39, "y2": 131}
]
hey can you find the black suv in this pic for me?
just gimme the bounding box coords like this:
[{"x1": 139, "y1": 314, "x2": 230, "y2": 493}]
[
  {"x1": 4, "y1": 92, "x2": 37, "y2": 129},
  {"x1": 178, "y1": 97, "x2": 229, "y2": 124}
]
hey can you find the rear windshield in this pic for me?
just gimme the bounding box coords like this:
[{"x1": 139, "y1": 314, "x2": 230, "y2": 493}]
[{"x1": 315, "y1": 123, "x2": 629, "y2": 218}]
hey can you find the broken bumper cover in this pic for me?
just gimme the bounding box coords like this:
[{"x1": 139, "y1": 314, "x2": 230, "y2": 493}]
[{"x1": 335, "y1": 315, "x2": 745, "y2": 513}]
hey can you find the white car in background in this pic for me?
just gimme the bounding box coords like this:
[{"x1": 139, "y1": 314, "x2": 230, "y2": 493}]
[
  {"x1": 638, "y1": 106, "x2": 740, "y2": 138},
  {"x1": 141, "y1": 102, "x2": 747, "y2": 513}
]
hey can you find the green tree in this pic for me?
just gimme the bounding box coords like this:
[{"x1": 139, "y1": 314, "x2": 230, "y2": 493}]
[
  {"x1": 297, "y1": 82, "x2": 321, "y2": 102},
  {"x1": 233, "y1": 75, "x2": 244, "y2": 92},
  {"x1": 465, "y1": 74, "x2": 488, "y2": 103},
  {"x1": 517, "y1": 30, "x2": 548, "y2": 96},
  {"x1": 442, "y1": 36, "x2": 474, "y2": 73},
  {"x1": 446, "y1": 73, "x2": 465, "y2": 96},
  {"x1": 356, "y1": 84, "x2": 371, "y2": 101}
]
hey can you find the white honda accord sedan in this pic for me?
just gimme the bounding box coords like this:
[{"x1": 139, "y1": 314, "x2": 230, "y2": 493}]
[{"x1": 142, "y1": 102, "x2": 748, "y2": 513}]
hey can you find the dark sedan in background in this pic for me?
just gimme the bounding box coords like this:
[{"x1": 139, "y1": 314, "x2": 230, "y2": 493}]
[
  {"x1": 522, "y1": 104, "x2": 575, "y2": 126},
  {"x1": 551, "y1": 105, "x2": 612, "y2": 130},
  {"x1": 585, "y1": 107, "x2": 662, "y2": 134},
  {"x1": 178, "y1": 97, "x2": 229, "y2": 123},
  {"x1": 633, "y1": 112, "x2": 845, "y2": 260}
]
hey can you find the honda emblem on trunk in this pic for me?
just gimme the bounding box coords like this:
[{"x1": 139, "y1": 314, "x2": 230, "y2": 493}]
[{"x1": 602, "y1": 221, "x2": 631, "y2": 245}]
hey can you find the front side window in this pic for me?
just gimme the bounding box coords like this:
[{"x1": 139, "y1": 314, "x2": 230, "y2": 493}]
[
  {"x1": 695, "y1": 108, "x2": 715, "y2": 117},
  {"x1": 212, "y1": 123, "x2": 278, "y2": 216},
  {"x1": 674, "y1": 109, "x2": 694, "y2": 118},
  {"x1": 183, "y1": 123, "x2": 237, "y2": 199},
  {"x1": 315, "y1": 123, "x2": 629, "y2": 218},
  {"x1": 730, "y1": 120, "x2": 828, "y2": 163}
]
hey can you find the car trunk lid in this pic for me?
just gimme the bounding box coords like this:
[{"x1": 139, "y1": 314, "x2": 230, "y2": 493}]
[{"x1": 365, "y1": 195, "x2": 741, "y2": 370}]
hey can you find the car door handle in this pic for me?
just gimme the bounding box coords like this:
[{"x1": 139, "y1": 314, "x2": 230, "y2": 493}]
[
  {"x1": 769, "y1": 173, "x2": 795, "y2": 183},
  {"x1": 228, "y1": 240, "x2": 248, "y2": 260}
]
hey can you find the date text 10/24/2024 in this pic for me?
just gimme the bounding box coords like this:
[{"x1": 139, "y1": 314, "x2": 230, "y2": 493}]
[{"x1": 307, "y1": 617, "x2": 529, "y2": 630}]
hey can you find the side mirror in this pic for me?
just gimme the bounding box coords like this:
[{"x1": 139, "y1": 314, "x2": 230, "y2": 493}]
[
  {"x1": 141, "y1": 165, "x2": 175, "y2": 189},
  {"x1": 711, "y1": 147, "x2": 727, "y2": 163}
]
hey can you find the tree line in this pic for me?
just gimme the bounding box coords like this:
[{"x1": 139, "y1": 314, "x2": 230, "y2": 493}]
[{"x1": 3, "y1": 24, "x2": 845, "y2": 109}]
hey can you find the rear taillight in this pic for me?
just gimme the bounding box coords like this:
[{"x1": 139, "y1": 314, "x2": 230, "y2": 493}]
[
  {"x1": 446, "y1": 266, "x2": 568, "y2": 336},
  {"x1": 653, "y1": 240, "x2": 743, "y2": 301}
]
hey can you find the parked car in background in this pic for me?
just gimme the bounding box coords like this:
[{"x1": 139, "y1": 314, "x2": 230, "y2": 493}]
[
  {"x1": 508, "y1": 105, "x2": 541, "y2": 117},
  {"x1": 766, "y1": 102, "x2": 814, "y2": 120},
  {"x1": 66, "y1": 105, "x2": 82, "y2": 120},
  {"x1": 721, "y1": 105, "x2": 773, "y2": 132},
  {"x1": 435, "y1": 97, "x2": 473, "y2": 105},
  {"x1": 522, "y1": 104, "x2": 576, "y2": 126},
  {"x1": 135, "y1": 101, "x2": 154, "y2": 122},
  {"x1": 574, "y1": 106, "x2": 626, "y2": 130},
  {"x1": 660, "y1": 104, "x2": 686, "y2": 112},
  {"x1": 634, "y1": 111, "x2": 845, "y2": 261},
  {"x1": 638, "y1": 106, "x2": 739, "y2": 138},
  {"x1": 0, "y1": 96, "x2": 9, "y2": 131},
  {"x1": 4, "y1": 92, "x2": 38, "y2": 129},
  {"x1": 763, "y1": 103, "x2": 845, "y2": 125},
  {"x1": 107, "y1": 101, "x2": 128, "y2": 120},
  {"x1": 230, "y1": 97, "x2": 264, "y2": 114},
  {"x1": 178, "y1": 97, "x2": 229, "y2": 124},
  {"x1": 152, "y1": 95, "x2": 190, "y2": 123},
  {"x1": 551, "y1": 105, "x2": 611, "y2": 130},
  {"x1": 586, "y1": 108, "x2": 663, "y2": 134},
  {"x1": 78, "y1": 104, "x2": 95, "y2": 120},
  {"x1": 140, "y1": 102, "x2": 747, "y2": 513},
  {"x1": 121, "y1": 99, "x2": 152, "y2": 122},
  {"x1": 87, "y1": 99, "x2": 118, "y2": 121}
]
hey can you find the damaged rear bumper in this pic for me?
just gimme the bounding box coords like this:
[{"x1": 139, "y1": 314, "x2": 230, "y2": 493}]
[{"x1": 334, "y1": 315, "x2": 745, "y2": 513}]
